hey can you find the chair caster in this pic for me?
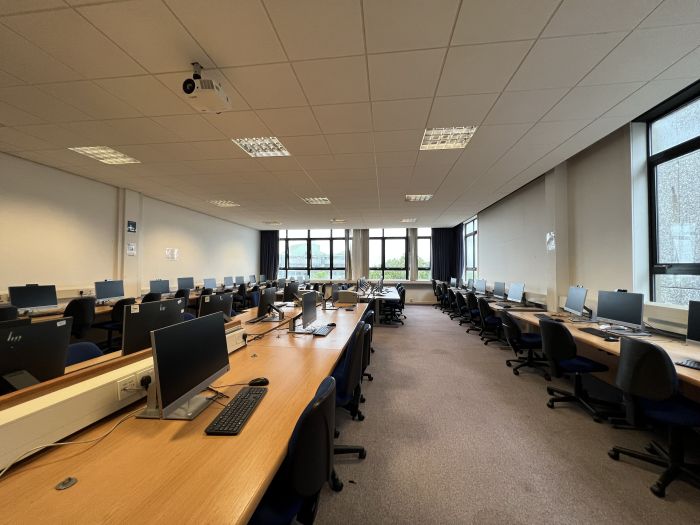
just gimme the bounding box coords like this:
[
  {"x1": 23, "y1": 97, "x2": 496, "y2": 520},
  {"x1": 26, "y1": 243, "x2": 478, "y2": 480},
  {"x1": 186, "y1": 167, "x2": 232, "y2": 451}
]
[
  {"x1": 335, "y1": 429, "x2": 340, "y2": 438},
  {"x1": 353, "y1": 411, "x2": 365, "y2": 421},
  {"x1": 330, "y1": 471, "x2": 344, "y2": 492},
  {"x1": 506, "y1": 361, "x2": 512, "y2": 367},
  {"x1": 513, "y1": 369, "x2": 519, "y2": 376},
  {"x1": 544, "y1": 374, "x2": 552, "y2": 381},
  {"x1": 645, "y1": 444, "x2": 658, "y2": 455},
  {"x1": 546, "y1": 387, "x2": 554, "y2": 395},
  {"x1": 360, "y1": 395, "x2": 366, "y2": 403},
  {"x1": 593, "y1": 416, "x2": 603, "y2": 423},
  {"x1": 359, "y1": 449, "x2": 367, "y2": 459},
  {"x1": 650, "y1": 483, "x2": 666, "y2": 498},
  {"x1": 546, "y1": 400, "x2": 555, "y2": 409},
  {"x1": 608, "y1": 449, "x2": 619, "y2": 461}
]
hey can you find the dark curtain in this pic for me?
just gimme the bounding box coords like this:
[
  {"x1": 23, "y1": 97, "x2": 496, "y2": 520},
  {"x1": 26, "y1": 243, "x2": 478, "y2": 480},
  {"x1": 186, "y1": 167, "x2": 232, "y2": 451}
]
[
  {"x1": 452, "y1": 223, "x2": 464, "y2": 280},
  {"x1": 431, "y1": 224, "x2": 464, "y2": 281},
  {"x1": 260, "y1": 230, "x2": 279, "y2": 279}
]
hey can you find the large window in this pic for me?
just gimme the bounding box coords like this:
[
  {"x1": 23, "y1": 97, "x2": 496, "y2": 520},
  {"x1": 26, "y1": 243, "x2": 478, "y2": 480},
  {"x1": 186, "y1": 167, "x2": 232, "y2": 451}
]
[
  {"x1": 369, "y1": 228, "x2": 408, "y2": 280},
  {"x1": 464, "y1": 217, "x2": 478, "y2": 282},
  {"x1": 417, "y1": 227, "x2": 431, "y2": 280},
  {"x1": 279, "y1": 229, "x2": 347, "y2": 280},
  {"x1": 648, "y1": 96, "x2": 700, "y2": 305}
]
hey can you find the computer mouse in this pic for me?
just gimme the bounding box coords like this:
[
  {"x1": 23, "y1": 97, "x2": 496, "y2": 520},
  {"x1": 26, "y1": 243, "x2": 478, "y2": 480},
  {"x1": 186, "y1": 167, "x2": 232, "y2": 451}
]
[
  {"x1": 327, "y1": 322, "x2": 336, "y2": 327},
  {"x1": 248, "y1": 377, "x2": 269, "y2": 386},
  {"x1": 502, "y1": 305, "x2": 512, "y2": 309},
  {"x1": 604, "y1": 336, "x2": 619, "y2": 342},
  {"x1": 555, "y1": 318, "x2": 565, "y2": 322}
]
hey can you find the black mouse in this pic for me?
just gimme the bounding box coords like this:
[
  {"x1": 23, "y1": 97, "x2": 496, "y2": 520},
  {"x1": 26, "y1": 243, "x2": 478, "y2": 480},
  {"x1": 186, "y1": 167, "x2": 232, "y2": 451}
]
[
  {"x1": 555, "y1": 318, "x2": 565, "y2": 322},
  {"x1": 604, "y1": 336, "x2": 619, "y2": 342},
  {"x1": 502, "y1": 305, "x2": 512, "y2": 309},
  {"x1": 248, "y1": 377, "x2": 269, "y2": 386},
  {"x1": 327, "y1": 322, "x2": 336, "y2": 327}
]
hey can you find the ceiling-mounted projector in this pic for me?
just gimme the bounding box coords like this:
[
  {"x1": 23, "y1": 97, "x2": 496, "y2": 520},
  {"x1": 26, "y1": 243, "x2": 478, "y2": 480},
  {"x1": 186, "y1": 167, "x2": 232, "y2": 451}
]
[{"x1": 182, "y1": 62, "x2": 231, "y2": 114}]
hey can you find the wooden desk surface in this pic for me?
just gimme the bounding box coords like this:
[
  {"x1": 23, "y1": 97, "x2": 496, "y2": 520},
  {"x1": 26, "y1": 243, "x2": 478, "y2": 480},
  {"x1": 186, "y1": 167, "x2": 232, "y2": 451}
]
[{"x1": 0, "y1": 305, "x2": 366, "y2": 524}]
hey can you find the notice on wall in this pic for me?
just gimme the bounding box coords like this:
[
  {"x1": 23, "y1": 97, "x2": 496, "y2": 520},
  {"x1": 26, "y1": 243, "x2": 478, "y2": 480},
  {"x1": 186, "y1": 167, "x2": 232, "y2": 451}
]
[
  {"x1": 545, "y1": 231, "x2": 556, "y2": 252},
  {"x1": 127, "y1": 242, "x2": 136, "y2": 256},
  {"x1": 165, "y1": 247, "x2": 179, "y2": 261},
  {"x1": 127, "y1": 220, "x2": 137, "y2": 233}
]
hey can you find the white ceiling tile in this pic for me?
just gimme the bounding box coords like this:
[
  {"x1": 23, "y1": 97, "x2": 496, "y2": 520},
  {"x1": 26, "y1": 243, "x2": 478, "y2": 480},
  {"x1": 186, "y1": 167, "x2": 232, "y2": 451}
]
[
  {"x1": 543, "y1": 83, "x2": 644, "y2": 122},
  {"x1": 484, "y1": 88, "x2": 567, "y2": 125},
  {"x1": 371, "y1": 98, "x2": 432, "y2": 131},
  {"x1": 0, "y1": 0, "x2": 66, "y2": 14},
  {"x1": 313, "y1": 102, "x2": 372, "y2": 134},
  {"x1": 453, "y1": 123, "x2": 530, "y2": 177},
  {"x1": 657, "y1": 47, "x2": 700, "y2": 80},
  {"x1": 0, "y1": 68, "x2": 24, "y2": 88},
  {"x1": 297, "y1": 155, "x2": 339, "y2": 170},
  {"x1": 373, "y1": 129, "x2": 423, "y2": 151},
  {"x1": 151, "y1": 114, "x2": 225, "y2": 141},
  {"x1": 543, "y1": 0, "x2": 660, "y2": 37},
  {"x1": 62, "y1": 120, "x2": 133, "y2": 144},
  {"x1": 0, "y1": 101, "x2": 45, "y2": 126},
  {"x1": 3, "y1": 8, "x2": 145, "y2": 78},
  {"x1": 164, "y1": 0, "x2": 285, "y2": 66},
  {"x1": 416, "y1": 149, "x2": 462, "y2": 166},
  {"x1": 14, "y1": 123, "x2": 94, "y2": 147},
  {"x1": 640, "y1": 0, "x2": 700, "y2": 28},
  {"x1": 0, "y1": 127, "x2": 56, "y2": 150},
  {"x1": 325, "y1": 132, "x2": 372, "y2": 154},
  {"x1": 368, "y1": 48, "x2": 445, "y2": 100},
  {"x1": 581, "y1": 25, "x2": 700, "y2": 85},
  {"x1": 39, "y1": 81, "x2": 142, "y2": 119},
  {"x1": 0, "y1": 85, "x2": 91, "y2": 122},
  {"x1": 438, "y1": 41, "x2": 532, "y2": 96},
  {"x1": 375, "y1": 150, "x2": 418, "y2": 168},
  {"x1": 293, "y1": 56, "x2": 368, "y2": 105},
  {"x1": 452, "y1": 0, "x2": 558, "y2": 45},
  {"x1": 427, "y1": 93, "x2": 499, "y2": 127},
  {"x1": 190, "y1": 139, "x2": 248, "y2": 159},
  {"x1": 11, "y1": 148, "x2": 93, "y2": 168},
  {"x1": 96, "y1": 76, "x2": 194, "y2": 117},
  {"x1": 363, "y1": 0, "x2": 459, "y2": 53},
  {"x1": 278, "y1": 134, "x2": 330, "y2": 155},
  {"x1": 203, "y1": 111, "x2": 272, "y2": 137},
  {"x1": 264, "y1": 0, "x2": 364, "y2": 60},
  {"x1": 603, "y1": 78, "x2": 696, "y2": 119},
  {"x1": 105, "y1": 117, "x2": 181, "y2": 145},
  {"x1": 154, "y1": 70, "x2": 249, "y2": 112},
  {"x1": 257, "y1": 106, "x2": 320, "y2": 136},
  {"x1": 222, "y1": 63, "x2": 307, "y2": 109},
  {"x1": 255, "y1": 156, "x2": 300, "y2": 171},
  {"x1": 507, "y1": 32, "x2": 626, "y2": 91}
]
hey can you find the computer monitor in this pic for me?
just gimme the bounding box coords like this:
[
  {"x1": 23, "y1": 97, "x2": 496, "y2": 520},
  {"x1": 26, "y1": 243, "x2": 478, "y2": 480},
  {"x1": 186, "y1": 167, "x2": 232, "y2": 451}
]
[
  {"x1": 0, "y1": 318, "x2": 72, "y2": 394},
  {"x1": 457, "y1": 278, "x2": 463, "y2": 288},
  {"x1": 95, "y1": 280, "x2": 124, "y2": 300},
  {"x1": 223, "y1": 276, "x2": 234, "y2": 287},
  {"x1": 450, "y1": 278, "x2": 457, "y2": 287},
  {"x1": 493, "y1": 282, "x2": 506, "y2": 300},
  {"x1": 257, "y1": 287, "x2": 276, "y2": 319},
  {"x1": 235, "y1": 276, "x2": 244, "y2": 285},
  {"x1": 197, "y1": 292, "x2": 233, "y2": 322},
  {"x1": 466, "y1": 279, "x2": 474, "y2": 291},
  {"x1": 149, "y1": 279, "x2": 170, "y2": 294},
  {"x1": 249, "y1": 274, "x2": 256, "y2": 284},
  {"x1": 596, "y1": 291, "x2": 644, "y2": 330},
  {"x1": 142, "y1": 313, "x2": 230, "y2": 420},
  {"x1": 475, "y1": 279, "x2": 486, "y2": 294},
  {"x1": 563, "y1": 286, "x2": 588, "y2": 316},
  {"x1": 8, "y1": 285, "x2": 58, "y2": 309},
  {"x1": 177, "y1": 277, "x2": 195, "y2": 290},
  {"x1": 0, "y1": 318, "x2": 31, "y2": 329},
  {"x1": 122, "y1": 298, "x2": 186, "y2": 355},
  {"x1": 507, "y1": 282, "x2": 524, "y2": 304},
  {"x1": 203, "y1": 278, "x2": 217, "y2": 289},
  {"x1": 278, "y1": 278, "x2": 286, "y2": 290},
  {"x1": 302, "y1": 291, "x2": 317, "y2": 329},
  {"x1": 687, "y1": 301, "x2": 700, "y2": 347},
  {"x1": 260, "y1": 274, "x2": 267, "y2": 283},
  {"x1": 283, "y1": 281, "x2": 299, "y2": 302}
]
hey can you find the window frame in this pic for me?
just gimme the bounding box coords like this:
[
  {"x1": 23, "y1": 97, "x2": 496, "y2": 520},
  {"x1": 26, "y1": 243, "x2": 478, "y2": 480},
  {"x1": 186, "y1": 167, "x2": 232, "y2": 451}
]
[
  {"x1": 416, "y1": 228, "x2": 431, "y2": 281},
  {"x1": 369, "y1": 228, "x2": 408, "y2": 280},
  {"x1": 278, "y1": 230, "x2": 347, "y2": 280},
  {"x1": 464, "y1": 217, "x2": 478, "y2": 281}
]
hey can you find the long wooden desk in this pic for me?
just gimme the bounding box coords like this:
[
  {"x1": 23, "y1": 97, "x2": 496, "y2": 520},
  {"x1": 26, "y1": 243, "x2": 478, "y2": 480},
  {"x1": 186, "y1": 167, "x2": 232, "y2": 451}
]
[
  {"x1": 0, "y1": 304, "x2": 366, "y2": 523},
  {"x1": 359, "y1": 286, "x2": 400, "y2": 323}
]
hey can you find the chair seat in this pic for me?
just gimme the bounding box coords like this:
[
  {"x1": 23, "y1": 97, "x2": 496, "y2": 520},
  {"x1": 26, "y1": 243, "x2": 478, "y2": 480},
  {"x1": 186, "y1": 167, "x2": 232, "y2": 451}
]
[
  {"x1": 640, "y1": 396, "x2": 700, "y2": 427},
  {"x1": 92, "y1": 321, "x2": 121, "y2": 331},
  {"x1": 470, "y1": 309, "x2": 479, "y2": 317},
  {"x1": 484, "y1": 316, "x2": 502, "y2": 327},
  {"x1": 519, "y1": 333, "x2": 542, "y2": 349},
  {"x1": 248, "y1": 480, "x2": 303, "y2": 525},
  {"x1": 558, "y1": 356, "x2": 608, "y2": 374}
]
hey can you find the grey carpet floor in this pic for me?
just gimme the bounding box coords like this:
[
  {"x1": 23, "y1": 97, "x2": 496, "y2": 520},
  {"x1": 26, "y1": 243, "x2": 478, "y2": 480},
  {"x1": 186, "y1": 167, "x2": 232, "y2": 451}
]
[{"x1": 315, "y1": 305, "x2": 700, "y2": 525}]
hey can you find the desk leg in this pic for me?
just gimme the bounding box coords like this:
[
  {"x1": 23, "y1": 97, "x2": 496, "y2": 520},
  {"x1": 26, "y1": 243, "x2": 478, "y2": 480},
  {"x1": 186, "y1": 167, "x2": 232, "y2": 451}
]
[{"x1": 374, "y1": 298, "x2": 381, "y2": 324}]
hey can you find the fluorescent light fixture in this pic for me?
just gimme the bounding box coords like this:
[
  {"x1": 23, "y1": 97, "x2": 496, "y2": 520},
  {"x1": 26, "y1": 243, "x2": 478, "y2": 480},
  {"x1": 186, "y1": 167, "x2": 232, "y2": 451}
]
[
  {"x1": 264, "y1": 220, "x2": 282, "y2": 226},
  {"x1": 400, "y1": 218, "x2": 416, "y2": 223},
  {"x1": 209, "y1": 200, "x2": 240, "y2": 208},
  {"x1": 420, "y1": 126, "x2": 478, "y2": 151},
  {"x1": 68, "y1": 146, "x2": 140, "y2": 164},
  {"x1": 302, "y1": 197, "x2": 331, "y2": 205},
  {"x1": 405, "y1": 194, "x2": 433, "y2": 202},
  {"x1": 232, "y1": 137, "x2": 290, "y2": 157},
  {"x1": 330, "y1": 218, "x2": 346, "y2": 223}
]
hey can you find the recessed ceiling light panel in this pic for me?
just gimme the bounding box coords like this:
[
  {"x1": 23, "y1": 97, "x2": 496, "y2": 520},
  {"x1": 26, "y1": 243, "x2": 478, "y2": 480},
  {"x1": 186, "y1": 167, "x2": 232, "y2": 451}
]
[
  {"x1": 302, "y1": 197, "x2": 331, "y2": 205},
  {"x1": 330, "y1": 218, "x2": 346, "y2": 223},
  {"x1": 264, "y1": 220, "x2": 282, "y2": 225},
  {"x1": 209, "y1": 200, "x2": 240, "y2": 208},
  {"x1": 68, "y1": 146, "x2": 140, "y2": 164},
  {"x1": 232, "y1": 137, "x2": 290, "y2": 157},
  {"x1": 419, "y1": 126, "x2": 477, "y2": 151},
  {"x1": 405, "y1": 194, "x2": 433, "y2": 202},
  {"x1": 400, "y1": 218, "x2": 417, "y2": 223}
]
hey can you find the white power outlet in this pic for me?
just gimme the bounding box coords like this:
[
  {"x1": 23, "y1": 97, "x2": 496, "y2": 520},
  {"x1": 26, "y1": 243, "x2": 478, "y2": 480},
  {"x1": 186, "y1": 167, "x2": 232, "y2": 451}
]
[
  {"x1": 136, "y1": 367, "x2": 154, "y2": 388},
  {"x1": 116, "y1": 375, "x2": 138, "y2": 401}
]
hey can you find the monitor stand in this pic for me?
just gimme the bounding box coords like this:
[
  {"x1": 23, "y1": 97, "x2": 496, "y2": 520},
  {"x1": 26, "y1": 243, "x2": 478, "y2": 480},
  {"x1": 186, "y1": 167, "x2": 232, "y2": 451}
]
[
  {"x1": 3, "y1": 369, "x2": 40, "y2": 391},
  {"x1": 137, "y1": 383, "x2": 214, "y2": 420},
  {"x1": 604, "y1": 325, "x2": 651, "y2": 337}
]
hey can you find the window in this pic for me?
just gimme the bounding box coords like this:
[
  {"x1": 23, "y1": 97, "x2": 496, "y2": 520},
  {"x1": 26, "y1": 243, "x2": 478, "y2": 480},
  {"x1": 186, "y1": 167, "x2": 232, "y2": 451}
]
[
  {"x1": 369, "y1": 228, "x2": 408, "y2": 280},
  {"x1": 464, "y1": 217, "x2": 478, "y2": 282},
  {"x1": 417, "y1": 227, "x2": 431, "y2": 280},
  {"x1": 648, "y1": 96, "x2": 700, "y2": 305},
  {"x1": 278, "y1": 229, "x2": 347, "y2": 280}
]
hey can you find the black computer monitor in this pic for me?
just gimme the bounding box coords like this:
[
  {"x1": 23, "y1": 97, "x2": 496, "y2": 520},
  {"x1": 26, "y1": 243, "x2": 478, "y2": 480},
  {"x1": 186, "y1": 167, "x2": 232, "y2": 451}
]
[
  {"x1": 223, "y1": 276, "x2": 234, "y2": 287},
  {"x1": 203, "y1": 278, "x2": 217, "y2": 289},
  {"x1": 0, "y1": 318, "x2": 32, "y2": 329},
  {"x1": 596, "y1": 291, "x2": 644, "y2": 330},
  {"x1": 284, "y1": 281, "x2": 299, "y2": 302},
  {"x1": 277, "y1": 278, "x2": 286, "y2": 290},
  {"x1": 122, "y1": 298, "x2": 186, "y2": 355},
  {"x1": 150, "y1": 279, "x2": 170, "y2": 294},
  {"x1": 466, "y1": 279, "x2": 474, "y2": 290},
  {"x1": 8, "y1": 285, "x2": 58, "y2": 309},
  {"x1": 95, "y1": 280, "x2": 124, "y2": 300},
  {"x1": 563, "y1": 286, "x2": 588, "y2": 316},
  {"x1": 0, "y1": 318, "x2": 72, "y2": 393},
  {"x1": 475, "y1": 279, "x2": 486, "y2": 294},
  {"x1": 260, "y1": 274, "x2": 267, "y2": 283},
  {"x1": 493, "y1": 282, "x2": 506, "y2": 300},
  {"x1": 177, "y1": 277, "x2": 195, "y2": 290},
  {"x1": 235, "y1": 276, "x2": 244, "y2": 285},
  {"x1": 450, "y1": 278, "x2": 457, "y2": 287},
  {"x1": 248, "y1": 274, "x2": 256, "y2": 284},
  {"x1": 145, "y1": 313, "x2": 230, "y2": 420},
  {"x1": 302, "y1": 291, "x2": 317, "y2": 329},
  {"x1": 197, "y1": 292, "x2": 233, "y2": 322},
  {"x1": 257, "y1": 287, "x2": 276, "y2": 319},
  {"x1": 507, "y1": 282, "x2": 524, "y2": 303},
  {"x1": 687, "y1": 301, "x2": 700, "y2": 347}
]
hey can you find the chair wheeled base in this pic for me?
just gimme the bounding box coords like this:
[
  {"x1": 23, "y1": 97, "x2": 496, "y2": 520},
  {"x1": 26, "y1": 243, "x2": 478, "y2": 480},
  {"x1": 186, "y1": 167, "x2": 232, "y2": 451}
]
[{"x1": 546, "y1": 374, "x2": 620, "y2": 423}]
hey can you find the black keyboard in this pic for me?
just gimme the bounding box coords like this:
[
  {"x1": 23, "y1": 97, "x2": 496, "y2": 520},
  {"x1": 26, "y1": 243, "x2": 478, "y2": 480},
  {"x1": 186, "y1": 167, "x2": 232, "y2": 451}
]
[
  {"x1": 313, "y1": 325, "x2": 334, "y2": 337},
  {"x1": 205, "y1": 386, "x2": 267, "y2": 436},
  {"x1": 676, "y1": 359, "x2": 700, "y2": 371},
  {"x1": 535, "y1": 314, "x2": 552, "y2": 320},
  {"x1": 579, "y1": 327, "x2": 613, "y2": 339}
]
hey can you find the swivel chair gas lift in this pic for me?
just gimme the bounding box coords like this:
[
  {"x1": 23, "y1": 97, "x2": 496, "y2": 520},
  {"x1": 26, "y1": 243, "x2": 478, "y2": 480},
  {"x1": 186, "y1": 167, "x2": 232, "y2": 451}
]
[{"x1": 608, "y1": 338, "x2": 700, "y2": 498}]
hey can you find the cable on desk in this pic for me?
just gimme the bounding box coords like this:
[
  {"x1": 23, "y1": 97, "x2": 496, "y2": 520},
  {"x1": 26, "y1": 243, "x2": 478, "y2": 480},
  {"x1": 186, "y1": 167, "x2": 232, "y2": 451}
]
[{"x1": 0, "y1": 405, "x2": 144, "y2": 482}]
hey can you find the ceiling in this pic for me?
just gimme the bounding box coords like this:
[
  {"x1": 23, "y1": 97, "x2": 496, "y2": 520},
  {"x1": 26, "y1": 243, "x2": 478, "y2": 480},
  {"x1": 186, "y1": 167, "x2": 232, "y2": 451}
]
[{"x1": 1, "y1": 0, "x2": 699, "y2": 230}]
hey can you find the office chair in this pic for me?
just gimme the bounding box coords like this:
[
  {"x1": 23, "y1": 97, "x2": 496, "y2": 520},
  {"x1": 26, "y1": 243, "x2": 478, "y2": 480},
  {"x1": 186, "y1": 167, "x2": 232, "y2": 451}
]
[
  {"x1": 141, "y1": 292, "x2": 161, "y2": 303},
  {"x1": 200, "y1": 288, "x2": 213, "y2": 296},
  {"x1": 92, "y1": 297, "x2": 136, "y2": 352},
  {"x1": 501, "y1": 311, "x2": 550, "y2": 380},
  {"x1": 539, "y1": 319, "x2": 617, "y2": 422},
  {"x1": 361, "y1": 307, "x2": 375, "y2": 355},
  {"x1": 465, "y1": 292, "x2": 481, "y2": 334},
  {"x1": 361, "y1": 321, "x2": 373, "y2": 385},
  {"x1": 174, "y1": 288, "x2": 190, "y2": 303},
  {"x1": 608, "y1": 338, "x2": 700, "y2": 497},
  {"x1": 0, "y1": 304, "x2": 18, "y2": 321},
  {"x1": 432, "y1": 279, "x2": 442, "y2": 308},
  {"x1": 231, "y1": 283, "x2": 246, "y2": 310},
  {"x1": 476, "y1": 298, "x2": 502, "y2": 345},
  {"x1": 66, "y1": 342, "x2": 103, "y2": 366},
  {"x1": 249, "y1": 377, "x2": 336, "y2": 525},
  {"x1": 63, "y1": 296, "x2": 96, "y2": 339},
  {"x1": 453, "y1": 292, "x2": 471, "y2": 325},
  {"x1": 333, "y1": 321, "x2": 367, "y2": 421},
  {"x1": 440, "y1": 283, "x2": 450, "y2": 311}
]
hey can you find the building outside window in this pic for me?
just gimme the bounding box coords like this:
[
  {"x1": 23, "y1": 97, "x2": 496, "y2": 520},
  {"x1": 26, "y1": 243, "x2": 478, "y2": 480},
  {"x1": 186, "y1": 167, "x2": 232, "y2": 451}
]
[
  {"x1": 464, "y1": 217, "x2": 478, "y2": 282},
  {"x1": 369, "y1": 228, "x2": 408, "y2": 280},
  {"x1": 278, "y1": 229, "x2": 347, "y2": 280}
]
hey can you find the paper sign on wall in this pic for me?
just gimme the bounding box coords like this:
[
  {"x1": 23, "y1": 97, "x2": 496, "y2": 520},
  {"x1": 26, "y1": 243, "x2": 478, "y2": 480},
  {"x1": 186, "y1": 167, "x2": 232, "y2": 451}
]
[
  {"x1": 127, "y1": 220, "x2": 137, "y2": 233},
  {"x1": 127, "y1": 242, "x2": 136, "y2": 256},
  {"x1": 165, "y1": 248, "x2": 179, "y2": 261},
  {"x1": 545, "y1": 231, "x2": 556, "y2": 252}
]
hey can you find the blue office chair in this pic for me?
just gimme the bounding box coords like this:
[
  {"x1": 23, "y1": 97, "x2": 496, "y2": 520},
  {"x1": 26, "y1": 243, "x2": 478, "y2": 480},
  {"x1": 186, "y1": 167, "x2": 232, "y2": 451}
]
[
  {"x1": 476, "y1": 297, "x2": 502, "y2": 345},
  {"x1": 141, "y1": 292, "x2": 161, "y2": 303},
  {"x1": 502, "y1": 311, "x2": 550, "y2": 380},
  {"x1": 66, "y1": 342, "x2": 103, "y2": 366},
  {"x1": 608, "y1": 338, "x2": 700, "y2": 497},
  {"x1": 93, "y1": 297, "x2": 136, "y2": 352},
  {"x1": 182, "y1": 312, "x2": 195, "y2": 321},
  {"x1": 465, "y1": 292, "x2": 481, "y2": 334},
  {"x1": 0, "y1": 304, "x2": 18, "y2": 321},
  {"x1": 64, "y1": 296, "x2": 96, "y2": 339}
]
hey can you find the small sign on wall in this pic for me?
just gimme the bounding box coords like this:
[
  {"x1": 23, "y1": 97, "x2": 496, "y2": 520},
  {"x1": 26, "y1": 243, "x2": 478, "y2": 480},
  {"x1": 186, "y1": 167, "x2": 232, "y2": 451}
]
[
  {"x1": 127, "y1": 242, "x2": 137, "y2": 256},
  {"x1": 127, "y1": 220, "x2": 137, "y2": 233},
  {"x1": 165, "y1": 247, "x2": 179, "y2": 261},
  {"x1": 545, "y1": 231, "x2": 556, "y2": 252}
]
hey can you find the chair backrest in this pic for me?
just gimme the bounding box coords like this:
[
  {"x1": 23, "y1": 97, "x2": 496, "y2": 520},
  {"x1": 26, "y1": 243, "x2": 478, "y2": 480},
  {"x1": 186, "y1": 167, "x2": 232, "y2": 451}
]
[
  {"x1": 174, "y1": 288, "x2": 190, "y2": 302},
  {"x1": 539, "y1": 319, "x2": 577, "y2": 376},
  {"x1": 111, "y1": 297, "x2": 136, "y2": 324},
  {"x1": 0, "y1": 304, "x2": 18, "y2": 321},
  {"x1": 398, "y1": 287, "x2": 406, "y2": 308},
  {"x1": 237, "y1": 283, "x2": 246, "y2": 296},
  {"x1": 64, "y1": 296, "x2": 96, "y2": 338},
  {"x1": 455, "y1": 291, "x2": 467, "y2": 311},
  {"x1": 477, "y1": 298, "x2": 493, "y2": 329},
  {"x1": 142, "y1": 292, "x2": 161, "y2": 303},
  {"x1": 466, "y1": 292, "x2": 478, "y2": 312},
  {"x1": 361, "y1": 322, "x2": 372, "y2": 371},
  {"x1": 500, "y1": 311, "x2": 522, "y2": 348},
  {"x1": 616, "y1": 338, "x2": 677, "y2": 401},
  {"x1": 65, "y1": 341, "x2": 103, "y2": 366},
  {"x1": 334, "y1": 321, "x2": 365, "y2": 399},
  {"x1": 200, "y1": 288, "x2": 213, "y2": 296}
]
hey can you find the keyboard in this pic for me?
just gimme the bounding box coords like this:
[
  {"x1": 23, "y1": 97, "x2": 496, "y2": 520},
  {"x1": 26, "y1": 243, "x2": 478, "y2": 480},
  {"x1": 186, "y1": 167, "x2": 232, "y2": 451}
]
[
  {"x1": 312, "y1": 325, "x2": 334, "y2": 337},
  {"x1": 579, "y1": 327, "x2": 614, "y2": 339},
  {"x1": 205, "y1": 386, "x2": 267, "y2": 436},
  {"x1": 535, "y1": 314, "x2": 552, "y2": 320},
  {"x1": 675, "y1": 359, "x2": 700, "y2": 371}
]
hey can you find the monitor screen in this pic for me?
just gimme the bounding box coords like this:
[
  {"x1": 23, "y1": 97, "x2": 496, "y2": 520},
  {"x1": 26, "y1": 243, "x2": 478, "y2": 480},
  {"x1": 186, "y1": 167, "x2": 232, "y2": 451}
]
[
  {"x1": 150, "y1": 313, "x2": 230, "y2": 419},
  {"x1": 95, "y1": 280, "x2": 125, "y2": 300},
  {"x1": 284, "y1": 281, "x2": 299, "y2": 302},
  {"x1": 249, "y1": 274, "x2": 256, "y2": 284},
  {"x1": 278, "y1": 278, "x2": 286, "y2": 290},
  {"x1": 493, "y1": 282, "x2": 506, "y2": 299},
  {"x1": 260, "y1": 274, "x2": 267, "y2": 283},
  {"x1": 122, "y1": 298, "x2": 186, "y2": 355},
  {"x1": 257, "y1": 287, "x2": 276, "y2": 318},
  {"x1": 563, "y1": 286, "x2": 588, "y2": 316},
  {"x1": 596, "y1": 291, "x2": 644, "y2": 329},
  {"x1": 466, "y1": 279, "x2": 474, "y2": 290},
  {"x1": 302, "y1": 291, "x2": 317, "y2": 328},
  {"x1": 203, "y1": 278, "x2": 217, "y2": 289},
  {"x1": 8, "y1": 285, "x2": 58, "y2": 309},
  {"x1": 177, "y1": 277, "x2": 195, "y2": 290},
  {"x1": 688, "y1": 301, "x2": 700, "y2": 345},
  {"x1": 198, "y1": 292, "x2": 233, "y2": 322},
  {"x1": 450, "y1": 278, "x2": 457, "y2": 287},
  {"x1": 475, "y1": 279, "x2": 486, "y2": 294},
  {"x1": 223, "y1": 276, "x2": 234, "y2": 287},
  {"x1": 507, "y1": 282, "x2": 524, "y2": 303},
  {"x1": 150, "y1": 280, "x2": 170, "y2": 294},
  {"x1": 235, "y1": 276, "x2": 244, "y2": 285}
]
